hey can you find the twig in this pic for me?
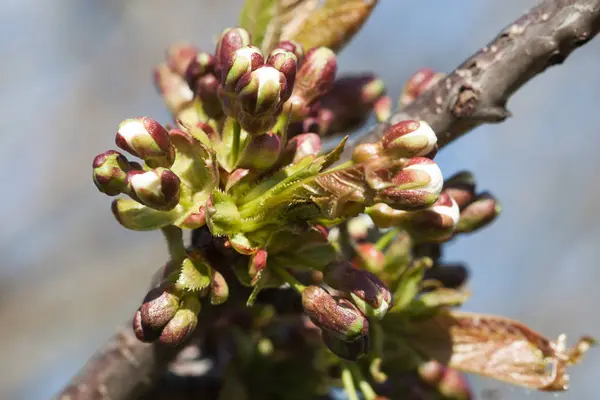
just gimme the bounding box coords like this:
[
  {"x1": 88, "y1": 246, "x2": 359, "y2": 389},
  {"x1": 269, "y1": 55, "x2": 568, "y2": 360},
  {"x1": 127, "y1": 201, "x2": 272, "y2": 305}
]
[
  {"x1": 354, "y1": 0, "x2": 600, "y2": 150},
  {"x1": 55, "y1": 1, "x2": 600, "y2": 398}
]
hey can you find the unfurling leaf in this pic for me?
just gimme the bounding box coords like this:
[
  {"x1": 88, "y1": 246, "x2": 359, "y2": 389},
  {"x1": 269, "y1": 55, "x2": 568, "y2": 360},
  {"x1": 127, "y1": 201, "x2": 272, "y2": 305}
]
[
  {"x1": 239, "y1": 0, "x2": 277, "y2": 49},
  {"x1": 403, "y1": 311, "x2": 595, "y2": 392},
  {"x1": 281, "y1": 0, "x2": 379, "y2": 53}
]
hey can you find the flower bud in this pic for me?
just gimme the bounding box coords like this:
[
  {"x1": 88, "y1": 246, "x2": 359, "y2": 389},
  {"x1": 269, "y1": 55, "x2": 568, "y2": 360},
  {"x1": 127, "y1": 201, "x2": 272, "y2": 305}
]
[
  {"x1": 380, "y1": 120, "x2": 437, "y2": 158},
  {"x1": 140, "y1": 284, "x2": 181, "y2": 330},
  {"x1": 221, "y1": 45, "x2": 264, "y2": 92},
  {"x1": 166, "y1": 43, "x2": 198, "y2": 77},
  {"x1": 456, "y1": 192, "x2": 501, "y2": 233},
  {"x1": 133, "y1": 308, "x2": 161, "y2": 343},
  {"x1": 125, "y1": 168, "x2": 181, "y2": 211},
  {"x1": 248, "y1": 248, "x2": 268, "y2": 282},
  {"x1": 403, "y1": 192, "x2": 460, "y2": 242},
  {"x1": 282, "y1": 133, "x2": 322, "y2": 164},
  {"x1": 399, "y1": 68, "x2": 445, "y2": 107},
  {"x1": 215, "y1": 27, "x2": 252, "y2": 78},
  {"x1": 236, "y1": 66, "x2": 287, "y2": 117},
  {"x1": 115, "y1": 117, "x2": 175, "y2": 168},
  {"x1": 352, "y1": 142, "x2": 382, "y2": 164},
  {"x1": 266, "y1": 49, "x2": 297, "y2": 101},
  {"x1": 181, "y1": 205, "x2": 207, "y2": 230},
  {"x1": 438, "y1": 368, "x2": 472, "y2": 400},
  {"x1": 210, "y1": 269, "x2": 229, "y2": 305},
  {"x1": 159, "y1": 295, "x2": 201, "y2": 346},
  {"x1": 347, "y1": 214, "x2": 375, "y2": 241},
  {"x1": 185, "y1": 51, "x2": 216, "y2": 87},
  {"x1": 423, "y1": 263, "x2": 469, "y2": 289},
  {"x1": 235, "y1": 112, "x2": 278, "y2": 135},
  {"x1": 92, "y1": 150, "x2": 137, "y2": 195},
  {"x1": 323, "y1": 261, "x2": 393, "y2": 319},
  {"x1": 294, "y1": 47, "x2": 337, "y2": 102},
  {"x1": 354, "y1": 243, "x2": 386, "y2": 272},
  {"x1": 193, "y1": 74, "x2": 223, "y2": 119},
  {"x1": 374, "y1": 95, "x2": 392, "y2": 122},
  {"x1": 321, "y1": 330, "x2": 370, "y2": 361},
  {"x1": 273, "y1": 40, "x2": 304, "y2": 65},
  {"x1": 302, "y1": 285, "x2": 369, "y2": 341},
  {"x1": 237, "y1": 132, "x2": 282, "y2": 171},
  {"x1": 153, "y1": 64, "x2": 194, "y2": 113},
  {"x1": 376, "y1": 157, "x2": 443, "y2": 210},
  {"x1": 443, "y1": 171, "x2": 476, "y2": 209},
  {"x1": 418, "y1": 360, "x2": 445, "y2": 386}
]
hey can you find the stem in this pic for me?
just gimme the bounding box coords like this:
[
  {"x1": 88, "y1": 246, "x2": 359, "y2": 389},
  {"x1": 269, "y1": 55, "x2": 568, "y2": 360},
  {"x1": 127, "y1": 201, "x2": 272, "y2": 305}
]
[
  {"x1": 347, "y1": 363, "x2": 377, "y2": 400},
  {"x1": 270, "y1": 263, "x2": 306, "y2": 293},
  {"x1": 161, "y1": 225, "x2": 187, "y2": 264},
  {"x1": 374, "y1": 228, "x2": 399, "y2": 251},
  {"x1": 338, "y1": 221, "x2": 355, "y2": 260},
  {"x1": 341, "y1": 364, "x2": 360, "y2": 400},
  {"x1": 231, "y1": 118, "x2": 242, "y2": 165}
]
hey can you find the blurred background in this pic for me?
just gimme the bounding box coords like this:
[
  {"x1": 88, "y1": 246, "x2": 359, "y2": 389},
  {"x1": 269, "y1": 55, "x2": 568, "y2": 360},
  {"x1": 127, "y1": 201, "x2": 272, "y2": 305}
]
[{"x1": 1, "y1": 0, "x2": 599, "y2": 399}]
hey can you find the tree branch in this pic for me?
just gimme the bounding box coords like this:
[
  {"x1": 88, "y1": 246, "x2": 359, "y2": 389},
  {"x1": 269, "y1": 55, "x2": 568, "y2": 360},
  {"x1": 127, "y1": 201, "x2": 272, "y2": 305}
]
[
  {"x1": 55, "y1": 0, "x2": 600, "y2": 399},
  {"x1": 356, "y1": 0, "x2": 600, "y2": 149}
]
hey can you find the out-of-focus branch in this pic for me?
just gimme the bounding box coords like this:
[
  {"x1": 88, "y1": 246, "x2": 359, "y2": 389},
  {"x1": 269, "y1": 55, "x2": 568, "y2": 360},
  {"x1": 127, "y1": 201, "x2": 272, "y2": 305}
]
[
  {"x1": 355, "y1": 0, "x2": 600, "y2": 149},
  {"x1": 55, "y1": 0, "x2": 600, "y2": 399}
]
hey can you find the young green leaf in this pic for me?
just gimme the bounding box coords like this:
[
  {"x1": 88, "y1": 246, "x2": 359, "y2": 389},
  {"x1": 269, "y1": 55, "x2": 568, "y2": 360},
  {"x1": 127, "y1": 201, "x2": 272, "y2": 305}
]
[{"x1": 239, "y1": 0, "x2": 277, "y2": 49}]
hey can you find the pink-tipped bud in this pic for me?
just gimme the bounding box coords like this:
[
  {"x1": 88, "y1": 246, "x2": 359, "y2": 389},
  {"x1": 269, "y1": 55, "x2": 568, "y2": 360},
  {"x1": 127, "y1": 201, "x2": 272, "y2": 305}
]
[
  {"x1": 456, "y1": 192, "x2": 501, "y2": 234},
  {"x1": 374, "y1": 95, "x2": 392, "y2": 122},
  {"x1": 166, "y1": 43, "x2": 198, "y2": 77},
  {"x1": 399, "y1": 68, "x2": 445, "y2": 107},
  {"x1": 273, "y1": 40, "x2": 304, "y2": 65},
  {"x1": 184, "y1": 51, "x2": 216, "y2": 87},
  {"x1": 215, "y1": 27, "x2": 252, "y2": 78},
  {"x1": 376, "y1": 157, "x2": 443, "y2": 210},
  {"x1": 266, "y1": 49, "x2": 297, "y2": 101},
  {"x1": 116, "y1": 117, "x2": 175, "y2": 168},
  {"x1": 285, "y1": 133, "x2": 322, "y2": 163},
  {"x1": 153, "y1": 64, "x2": 194, "y2": 113},
  {"x1": 438, "y1": 368, "x2": 472, "y2": 400},
  {"x1": 236, "y1": 66, "x2": 287, "y2": 117},
  {"x1": 133, "y1": 308, "x2": 161, "y2": 343},
  {"x1": 221, "y1": 45, "x2": 264, "y2": 92},
  {"x1": 380, "y1": 120, "x2": 437, "y2": 158},
  {"x1": 140, "y1": 284, "x2": 181, "y2": 330},
  {"x1": 125, "y1": 168, "x2": 181, "y2": 211},
  {"x1": 354, "y1": 243, "x2": 386, "y2": 272},
  {"x1": 159, "y1": 296, "x2": 201, "y2": 346},
  {"x1": 210, "y1": 269, "x2": 229, "y2": 305},
  {"x1": 92, "y1": 150, "x2": 138, "y2": 196},
  {"x1": 294, "y1": 47, "x2": 337, "y2": 102},
  {"x1": 443, "y1": 171, "x2": 476, "y2": 209},
  {"x1": 193, "y1": 74, "x2": 223, "y2": 119},
  {"x1": 402, "y1": 192, "x2": 460, "y2": 242},
  {"x1": 248, "y1": 248, "x2": 268, "y2": 283}
]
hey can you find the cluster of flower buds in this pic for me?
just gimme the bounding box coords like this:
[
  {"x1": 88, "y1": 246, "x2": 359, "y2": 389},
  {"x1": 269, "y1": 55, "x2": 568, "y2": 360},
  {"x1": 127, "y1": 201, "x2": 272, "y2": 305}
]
[
  {"x1": 399, "y1": 68, "x2": 446, "y2": 107},
  {"x1": 442, "y1": 171, "x2": 501, "y2": 234}
]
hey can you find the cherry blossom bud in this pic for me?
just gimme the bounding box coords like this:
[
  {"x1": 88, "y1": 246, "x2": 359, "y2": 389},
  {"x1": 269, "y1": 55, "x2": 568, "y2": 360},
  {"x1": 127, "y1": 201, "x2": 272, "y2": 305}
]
[
  {"x1": 153, "y1": 64, "x2": 194, "y2": 113},
  {"x1": 399, "y1": 68, "x2": 445, "y2": 107},
  {"x1": 352, "y1": 142, "x2": 382, "y2": 164},
  {"x1": 236, "y1": 66, "x2": 287, "y2": 117},
  {"x1": 166, "y1": 43, "x2": 198, "y2": 76},
  {"x1": 380, "y1": 120, "x2": 437, "y2": 158},
  {"x1": 374, "y1": 95, "x2": 392, "y2": 122},
  {"x1": 92, "y1": 150, "x2": 138, "y2": 196},
  {"x1": 272, "y1": 40, "x2": 304, "y2": 65},
  {"x1": 159, "y1": 296, "x2": 201, "y2": 346},
  {"x1": 266, "y1": 49, "x2": 297, "y2": 101},
  {"x1": 215, "y1": 27, "x2": 252, "y2": 78},
  {"x1": 443, "y1": 171, "x2": 476, "y2": 209},
  {"x1": 193, "y1": 74, "x2": 223, "y2": 119},
  {"x1": 456, "y1": 192, "x2": 501, "y2": 233},
  {"x1": 322, "y1": 331, "x2": 370, "y2": 361},
  {"x1": 283, "y1": 133, "x2": 322, "y2": 163},
  {"x1": 376, "y1": 157, "x2": 443, "y2": 210},
  {"x1": 115, "y1": 117, "x2": 175, "y2": 168},
  {"x1": 140, "y1": 283, "x2": 181, "y2": 330},
  {"x1": 294, "y1": 47, "x2": 337, "y2": 102},
  {"x1": 221, "y1": 45, "x2": 264, "y2": 92},
  {"x1": 323, "y1": 261, "x2": 393, "y2": 319},
  {"x1": 354, "y1": 243, "x2": 386, "y2": 272},
  {"x1": 210, "y1": 269, "x2": 229, "y2": 305},
  {"x1": 302, "y1": 285, "x2": 369, "y2": 341},
  {"x1": 125, "y1": 168, "x2": 181, "y2": 211},
  {"x1": 185, "y1": 51, "x2": 216, "y2": 87},
  {"x1": 133, "y1": 308, "x2": 160, "y2": 343},
  {"x1": 237, "y1": 132, "x2": 282, "y2": 171},
  {"x1": 438, "y1": 368, "x2": 472, "y2": 400}
]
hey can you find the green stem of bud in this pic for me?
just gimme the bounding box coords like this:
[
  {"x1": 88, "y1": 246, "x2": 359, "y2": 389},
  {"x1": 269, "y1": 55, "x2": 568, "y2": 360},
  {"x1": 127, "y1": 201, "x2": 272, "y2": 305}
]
[
  {"x1": 231, "y1": 118, "x2": 242, "y2": 166},
  {"x1": 374, "y1": 228, "x2": 399, "y2": 251},
  {"x1": 346, "y1": 363, "x2": 377, "y2": 400},
  {"x1": 161, "y1": 225, "x2": 187, "y2": 265},
  {"x1": 341, "y1": 365, "x2": 360, "y2": 400},
  {"x1": 270, "y1": 263, "x2": 306, "y2": 293}
]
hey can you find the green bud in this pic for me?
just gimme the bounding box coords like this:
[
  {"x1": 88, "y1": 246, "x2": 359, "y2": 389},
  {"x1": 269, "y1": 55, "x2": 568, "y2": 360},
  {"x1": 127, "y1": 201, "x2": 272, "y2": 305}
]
[
  {"x1": 236, "y1": 66, "x2": 287, "y2": 117},
  {"x1": 92, "y1": 150, "x2": 138, "y2": 196},
  {"x1": 140, "y1": 283, "x2": 181, "y2": 330},
  {"x1": 380, "y1": 120, "x2": 437, "y2": 158},
  {"x1": 323, "y1": 261, "x2": 393, "y2": 319},
  {"x1": 235, "y1": 112, "x2": 277, "y2": 135},
  {"x1": 266, "y1": 49, "x2": 297, "y2": 101},
  {"x1": 210, "y1": 269, "x2": 229, "y2": 305},
  {"x1": 206, "y1": 190, "x2": 242, "y2": 236},
  {"x1": 215, "y1": 27, "x2": 252, "y2": 78},
  {"x1": 302, "y1": 285, "x2": 369, "y2": 341},
  {"x1": 321, "y1": 330, "x2": 370, "y2": 361},
  {"x1": 111, "y1": 198, "x2": 178, "y2": 231},
  {"x1": 352, "y1": 142, "x2": 383, "y2": 164},
  {"x1": 221, "y1": 45, "x2": 264, "y2": 92},
  {"x1": 456, "y1": 192, "x2": 501, "y2": 233},
  {"x1": 125, "y1": 168, "x2": 181, "y2": 211},
  {"x1": 272, "y1": 40, "x2": 304, "y2": 65},
  {"x1": 116, "y1": 117, "x2": 175, "y2": 168},
  {"x1": 237, "y1": 133, "x2": 282, "y2": 171},
  {"x1": 159, "y1": 295, "x2": 201, "y2": 346}
]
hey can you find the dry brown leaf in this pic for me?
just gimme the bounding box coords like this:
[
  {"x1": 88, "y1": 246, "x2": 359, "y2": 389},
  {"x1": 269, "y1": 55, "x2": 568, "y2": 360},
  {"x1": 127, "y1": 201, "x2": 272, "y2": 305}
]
[{"x1": 404, "y1": 311, "x2": 595, "y2": 391}]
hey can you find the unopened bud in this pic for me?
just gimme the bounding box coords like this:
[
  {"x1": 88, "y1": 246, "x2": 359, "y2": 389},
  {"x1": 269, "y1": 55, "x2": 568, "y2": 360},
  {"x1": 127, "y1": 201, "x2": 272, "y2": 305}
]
[
  {"x1": 456, "y1": 192, "x2": 501, "y2": 233},
  {"x1": 374, "y1": 95, "x2": 392, "y2": 122},
  {"x1": 181, "y1": 205, "x2": 207, "y2": 230},
  {"x1": 354, "y1": 243, "x2": 386, "y2": 272},
  {"x1": 193, "y1": 74, "x2": 223, "y2": 119},
  {"x1": 273, "y1": 40, "x2": 304, "y2": 65},
  {"x1": 302, "y1": 285, "x2": 369, "y2": 341},
  {"x1": 92, "y1": 150, "x2": 137, "y2": 195},
  {"x1": 443, "y1": 171, "x2": 476, "y2": 209},
  {"x1": 266, "y1": 49, "x2": 297, "y2": 101},
  {"x1": 323, "y1": 261, "x2": 393, "y2": 319},
  {"x1": 132, "y1": 308, "x2": 161, "y2": 343},
  {"x1": 221, "y1": 45, "x2": 264, "y2": 92},
  {"x1": 376, "y1": 157, "x2": 443, "y2": 210},
  {"x1": 236, "y1": 66, "x2": 286, "y2": 117},
  {"x1": 380, "y1": 120, "x2": 437, "y2": 158},
  {"x1": 166, "y1": 43, "x2": 198, "y2": 77},
  {"x1": 403, "y1": 192, "x2": 460, "y2": 242},
  {"x1": 185, "y1": 51, "x2": 216, "y2": 87},
  {"x1": 116, "y1": 117, "x2": 175, "y2": 168},
  {"x1": 235, "y1": 112, "x2": 278, "y2": 135},
  {"x1": 352, "y1": 142, "x2": 383, "y2": 164},
  {"x1": 159, "y1": 295, "x2": 201, "y2": 346},
  {"x1": 399, "y1": 68, "x2": 445, "y2": 107},
  {"x1": 215, "y1": 27, "x2": 252, "y2": 78},
  {"x1": 423, "y1": 263, "x2": 469, "y2": 289},
  {"x1": 237, "y1": 132, "x2": 282, "y2": 170},
  {"x1": 438, "y1": 368, "x2": 472, "y2": 400},
  {"x1": 126, "y1": 168, "x2": 181, "y2": 211},
  {"x1": 295, "y1": 47, "x2": 336, "y2": 102},
  {"x1": 210, "y1": 269, "x2": 229, "y2": 305},
  {"x1": 284, "y1": 133, "x2": 322, "y2": 163},
  {"x1": 140, "y1": 284, "x2": 181, "y2": 330},
  {"x1": 418, "y1": 360, "x2": 445, "y2": 386},
  {"x1": 322, "y1": 330, "x2": 370, "y2": 361},
  {"x1": 248, "y1": 248, "x2": 268, "y2": 282},
  {"x1": 153, "y1": 64, "x2": 194, "y2": 113}
]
